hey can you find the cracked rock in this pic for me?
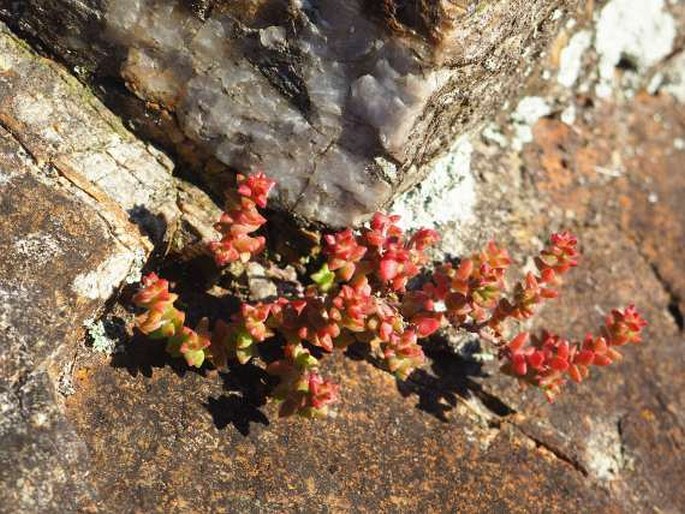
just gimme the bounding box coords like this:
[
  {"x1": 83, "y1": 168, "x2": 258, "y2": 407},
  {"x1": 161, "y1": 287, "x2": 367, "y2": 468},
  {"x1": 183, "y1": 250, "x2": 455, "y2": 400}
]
[
  {"x1": 0, "y1": 22, "x2": 181, "y2": 512},
  {"x1": 1, "y1": 0, "x2": 582, "y2": 226}
]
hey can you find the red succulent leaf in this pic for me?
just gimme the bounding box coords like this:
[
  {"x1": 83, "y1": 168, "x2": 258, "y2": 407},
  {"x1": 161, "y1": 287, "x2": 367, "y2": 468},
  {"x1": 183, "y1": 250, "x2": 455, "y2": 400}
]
[
  {"x1": 512, "y1": 354, "x2": 528, "y2": 376},
  {"x1": 508, "y1": 332, "x2": 530, "y2": 352},
  {"x1": 604, "y1": 304, "x2": 648, "y2": 346},
  {"x1": 236, "y1": 172, "x2": 276, "y2": 208},
  {"x1": 413, "y1": 312, "x2": 443, "y2": 338},
  {"x1": 378, "y1": 258, "x2": 400, "y2": 282}
]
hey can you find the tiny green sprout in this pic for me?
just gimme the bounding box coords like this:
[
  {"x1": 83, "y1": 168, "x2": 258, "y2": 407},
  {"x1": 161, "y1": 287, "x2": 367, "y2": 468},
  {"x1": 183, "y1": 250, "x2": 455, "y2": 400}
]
[
  {"x1": 311, "y1": 263, "x2": 336, "y2": 292},
  {"x1": 233, "y1": 328, "x2": 256, "y2": 364}
]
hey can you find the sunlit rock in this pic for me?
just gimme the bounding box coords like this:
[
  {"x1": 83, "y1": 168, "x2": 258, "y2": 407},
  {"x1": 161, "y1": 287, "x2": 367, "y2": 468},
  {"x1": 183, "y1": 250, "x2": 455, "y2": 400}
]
[{"x1": 1, "y1": 0, "x2": 578, "y2": 225}]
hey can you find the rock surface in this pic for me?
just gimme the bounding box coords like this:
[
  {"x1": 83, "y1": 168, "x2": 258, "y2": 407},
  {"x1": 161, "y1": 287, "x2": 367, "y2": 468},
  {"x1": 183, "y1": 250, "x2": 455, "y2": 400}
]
[
  {"x1": 0, "y1": 25, "x2": 180, "y2": 249},
  {"x1": 0, "y1": 23, "x2": 181, "y2": 512},
  {"x1": 2, "y1": 0, "x2": 685, "y2": 512},
  {"x1": 1, "y1": 0, "x2": 583, "y2": 225},
  {"x1": 58, "y1": 1, "x2": 685, "y2": 510}
]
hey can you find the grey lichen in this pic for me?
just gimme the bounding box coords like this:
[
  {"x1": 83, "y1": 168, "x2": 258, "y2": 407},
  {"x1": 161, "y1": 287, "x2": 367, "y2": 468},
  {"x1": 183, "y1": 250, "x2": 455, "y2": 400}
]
[{"x1": 84, "y1": 318, "x2": 125, "y2": 356}]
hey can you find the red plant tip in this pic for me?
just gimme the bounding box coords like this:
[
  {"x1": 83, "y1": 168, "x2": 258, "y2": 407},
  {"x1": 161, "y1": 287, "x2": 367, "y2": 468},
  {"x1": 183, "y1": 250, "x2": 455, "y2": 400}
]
[
  {"x1": 133, "y1": 273, "x2": 185, "y2": 339},
  {"x1": 456, "y1": 259, "x2": 475, "y2": 282},
  {"x1": 383, "y1": 329, "x2": 425, "y2": 380},
  {"x1": 508, "y1": 332, "x2": 530, "y2": 352},
  {"x1": 550, "y1": 231, "x2": 578, "y2": 249},
  {"x1": 409, "y1": 228, "x2": 441, "y2": 251},
  {"x1": 132, "y1": 273, "x2": 175, "y2": 308},
  {"x1": 331, "y1": 281, "x2": 375, "y2": 333},
  {"x1": 538, "y1": 231, "x2": 580, "y2": 274},
  {"x1": 483, "y1": 240, "x2": 512, "y2": 271},
  {"x1": 604, "y1": 304, "x2": 648, "y2": 346},
  {"x1": 135, "y1": 303, "x2": 185, "y2": 338},
  {"x1": 308, "y1": 373, "x2": 340, "y2": 412},
  {"x1": 324, "y1": 228, "x2": 367, "y2": 282},
  {"x1": 236, "y1": 172, "x2": 276, "y2": 208},
  {"x1": 267, "y1": 344, "x2": 339, "y2": 418},
  {"x1": 209, "y1": 173, "x2": 274, "y2": 266},
  {"x1": 174, "y1": 326, "x2": 211, "y2": 368},
  {"x1": 378, "y1": 258, "x2": 400, "y2": 281},
  {"x1": 142, "y1": 272, "x2": 160, "y2": 287},
  {"x1": 240, "y1": 303, "x2": 274, "y2": 342},
  {"x1": 370, "y1": 212, "x2": 402, "y2": 234}
]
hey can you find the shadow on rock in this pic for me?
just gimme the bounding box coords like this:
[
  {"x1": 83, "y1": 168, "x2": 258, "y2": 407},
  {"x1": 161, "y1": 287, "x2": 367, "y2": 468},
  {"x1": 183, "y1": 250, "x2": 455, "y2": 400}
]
[
  {"x1": 397, "y1": 337, "x2": 515, "y2": 422},
  {"x1": 111, "y1": 339, "x2": 272, "y2": 435},
  {"x1": 203, "y1": 363, "x2": 272, "y2": 435},
  {"x1": 203, "y1": 395, "x2": 269, "y2": 435},
  {"x1": 344, "y1": 336, "x2": 506, "y2": 422},
  {"x1": 110, "y1": 332, "x2": 192, "y2": 379},
  {"x1": 128, "y1": 204, "x2": 168, "y2": 249}
]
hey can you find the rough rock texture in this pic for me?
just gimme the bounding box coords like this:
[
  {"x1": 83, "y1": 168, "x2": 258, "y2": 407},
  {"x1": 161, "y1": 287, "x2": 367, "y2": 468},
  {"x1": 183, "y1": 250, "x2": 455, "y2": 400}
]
[
  {"x1": 59, "y1": 98, "x2": 685, "y2": 509},
  {"x1": 0, "y1": 25, "x2": 180, "y2": 249},
  {"x1": 2, "y1": 0, "x2": 685, "y2": 512},
  {"x1": 67, "y1": 351, "x2": 616, "y2": 513},
  {"x1": 1, "y1": 0, "x2": 583, "y2": 225},
  {"x1": 0, "y1": 23, "x2": 181, "y2": 512},
  {"x1": 51, "y1": 1, "x2": 685, "y2": 511}
]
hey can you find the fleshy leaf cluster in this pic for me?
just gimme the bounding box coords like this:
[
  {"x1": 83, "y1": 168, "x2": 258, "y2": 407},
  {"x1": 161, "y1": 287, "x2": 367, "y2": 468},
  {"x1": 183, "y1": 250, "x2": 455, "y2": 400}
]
[{"x1": 132, "y1": 172, "x2": 647, "y2": 418}]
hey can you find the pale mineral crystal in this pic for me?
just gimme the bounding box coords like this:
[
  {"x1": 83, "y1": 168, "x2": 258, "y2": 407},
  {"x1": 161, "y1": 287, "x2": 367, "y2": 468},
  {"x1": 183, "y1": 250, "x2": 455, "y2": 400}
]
[{"x1": 2, "y1": 0, "x2": 576, "y2": 225}]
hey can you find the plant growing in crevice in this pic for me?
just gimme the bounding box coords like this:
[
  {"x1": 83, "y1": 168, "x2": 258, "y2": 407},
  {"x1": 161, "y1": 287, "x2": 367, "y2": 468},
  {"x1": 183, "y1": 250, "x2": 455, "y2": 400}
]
[{"x1": 132, "y1": 172, "x2": 647, "y2": 418}]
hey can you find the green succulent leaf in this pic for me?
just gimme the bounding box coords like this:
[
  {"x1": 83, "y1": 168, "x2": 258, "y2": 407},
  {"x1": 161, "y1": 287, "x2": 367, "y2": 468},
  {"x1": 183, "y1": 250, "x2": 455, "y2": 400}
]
[{"x1": 311, "y1": 263, "x2": 335, "y2": 292}]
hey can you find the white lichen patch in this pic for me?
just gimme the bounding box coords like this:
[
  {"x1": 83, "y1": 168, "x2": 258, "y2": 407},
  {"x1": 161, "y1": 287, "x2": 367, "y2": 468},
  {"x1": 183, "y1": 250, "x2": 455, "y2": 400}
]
[
  {"x1": 124, "y1": 249, "x2": 147, "y2": 284},
  {"x1": 29, "y1": 411, "x2": 50, "y2": 428},
  {"x1": 0, "y1": 52, "x2": 12, "y2": 72},
  {"x1": 481, "y1": 123, "x2": 509, "y2": 148},
  {"x1": 71, "y1": 251, "x2": 136, "y2": 300},
  {"x1": 67, "y1": 141, "x2": 172, "y2": 212},
  {"x1": 0, "y1": 166, "x2": 17, "y2": 187},
  {"x1": 10, "y1": 94, "x2": 65, "y2": 148},
  {"x1": 12, "y1": 232, "x2": 64, "y2": 266},
  {"x1": 660, "y1": 52, "x2": 685, "y2": 103},
  {"x1": 511, "y1": 97, "x2": 552, "y2": 151},
  {"x1": 561, "y1": 104, "x2": 577, "y2": 126},
  {"x1": 390, "y1": 136, "x2": 476, "y2": 232},
  {"x1": 584, "y1": 419, "x2": 628, "y2": 481},
  {"x1": 557, "y1": 30, "x2": 592, "y2": 88},
  {"x1": 595, "y1": 0, "x2": 676, "y2": 98}
]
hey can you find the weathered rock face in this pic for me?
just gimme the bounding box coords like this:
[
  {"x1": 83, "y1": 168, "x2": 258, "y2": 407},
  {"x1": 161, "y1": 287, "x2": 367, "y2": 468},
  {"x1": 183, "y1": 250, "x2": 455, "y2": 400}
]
[
  {"x1": 0, "y1": 26, "x2": 180, "y2": 249},
  {"x1": 0, "y1": 23, "x2": 181, "y2": 512},
  {"x1": 2, "y1": 0, "x2": 685, "y2": 512},
  {"x1": 0, "y1": 128, "x2": 101, "y2": 511},
  {"x1": 1, "y1": 0, "x2": 581, "y2": 225},
  {"x1": 48, "y1": 86, "x2": 685, "y2": 512}
]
